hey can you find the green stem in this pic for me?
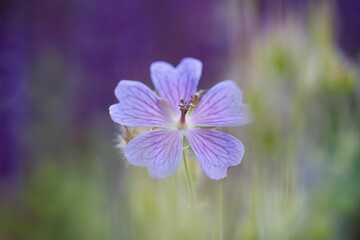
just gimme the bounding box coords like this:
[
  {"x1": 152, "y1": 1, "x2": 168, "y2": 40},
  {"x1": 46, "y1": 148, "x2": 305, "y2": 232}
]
[
  {"x1": 218, "y1": 180, "x2": 224, "y2": 240},
  {"x1": 183, "y1": 151, "x2": 194, "y2": 206}
]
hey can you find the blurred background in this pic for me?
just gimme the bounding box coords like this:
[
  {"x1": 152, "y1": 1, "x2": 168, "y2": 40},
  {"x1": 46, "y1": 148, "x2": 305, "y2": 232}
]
[{"x1": 1, "y1": 0, "x2": 360, "y2": 239}]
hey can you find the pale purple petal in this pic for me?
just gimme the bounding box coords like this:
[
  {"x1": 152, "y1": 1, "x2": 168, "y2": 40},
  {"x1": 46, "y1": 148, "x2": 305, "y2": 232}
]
[
  {"x1": 109, "y1": 80, "x2": 173, "y2": 127},
  {"x1": 185, "y1": 129, "x2": 244, "y2": 180},
  {"x1": 150, "y1": 57, "x2": 202, "y2": 112},
  {"x1": 190, "y1": 80, "x2": 251, "y2": 127},
  {"x1": 124, "y1": 130, "x2": 183, "y2": 178}
]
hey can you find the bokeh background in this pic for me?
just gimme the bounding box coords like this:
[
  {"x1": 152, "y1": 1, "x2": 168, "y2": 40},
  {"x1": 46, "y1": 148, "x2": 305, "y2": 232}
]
[{"x1": 1, "y1": 0, "x2": 360, "y2": 239}]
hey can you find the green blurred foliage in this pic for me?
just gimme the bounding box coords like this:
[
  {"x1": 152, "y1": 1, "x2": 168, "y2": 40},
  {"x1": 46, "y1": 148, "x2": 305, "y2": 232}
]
[{"x1": 0, "y1": 162, "x2": 111, "y2": 240}]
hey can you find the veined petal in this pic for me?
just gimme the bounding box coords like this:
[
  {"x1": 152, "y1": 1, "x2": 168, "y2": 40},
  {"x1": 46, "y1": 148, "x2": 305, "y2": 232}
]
[
  {"x1": 150, "y1": 57, "x2": 202, "y2": 112},
  {"x1": 109, "y1": 80, "x2": 173, "y2": 127},
  {"x1": 190, "y1": 80, "x2": 251, "y2": 127},
  {"x1": 124, "y1": 130, "x2": 183, "y2": 178},
  {"x1": 185, "y1": 129, "x2": 244, "y2": 180}
]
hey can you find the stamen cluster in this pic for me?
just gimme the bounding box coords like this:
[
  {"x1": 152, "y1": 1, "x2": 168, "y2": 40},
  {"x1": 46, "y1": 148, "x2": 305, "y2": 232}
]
[
  {"x1": 179, "y1": 96, "x2": 195, "y2": 125},
  {"x1": 179, "y1": 96, "x2": 195, "y2": 112}
]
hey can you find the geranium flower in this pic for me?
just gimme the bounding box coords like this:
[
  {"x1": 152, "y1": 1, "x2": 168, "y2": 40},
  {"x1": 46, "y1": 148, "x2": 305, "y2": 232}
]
[{"x1": 109, "y1": 57, "x2": 250, "y2": 180}]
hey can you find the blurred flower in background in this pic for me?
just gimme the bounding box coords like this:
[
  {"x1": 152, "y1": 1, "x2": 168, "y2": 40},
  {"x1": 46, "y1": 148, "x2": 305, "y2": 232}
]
[{"x1": 1, "y1": 0, "x2": 360, "y2": 239}]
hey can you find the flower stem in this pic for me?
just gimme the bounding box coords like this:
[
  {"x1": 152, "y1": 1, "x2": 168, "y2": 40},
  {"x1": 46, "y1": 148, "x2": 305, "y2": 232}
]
[
  {"x1": 182, "y1": 151, "x2": 194, "y2": 206},
  {"x1": 218, "y1": 180, "x2": 224, "y2": 240}
]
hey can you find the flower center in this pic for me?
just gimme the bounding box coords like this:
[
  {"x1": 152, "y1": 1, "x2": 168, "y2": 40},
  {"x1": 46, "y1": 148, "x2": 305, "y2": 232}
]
[{"x1": 178, "y1": 96, "x2": 194, "y2": 127}]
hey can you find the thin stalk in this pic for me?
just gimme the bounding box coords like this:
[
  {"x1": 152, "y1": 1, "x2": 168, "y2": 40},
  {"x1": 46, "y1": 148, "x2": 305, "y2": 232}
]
[
  {"x1": 182, "y1": 151, "x2": 194, "y2": 206},
  {"x1": 218, "y1": 180, "x2": 224, "y2": 240}
]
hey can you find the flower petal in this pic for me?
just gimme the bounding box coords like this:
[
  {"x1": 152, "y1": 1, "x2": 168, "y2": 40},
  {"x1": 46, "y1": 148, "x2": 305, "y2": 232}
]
[
  {"x1": 150, "y1": 57, "x2": 202, "y2": 112},
  {"x1": 109, "y1": 80, "x2": 172, "y2": 127},
  {"x1": 185, "y1": 129, "x2": 244, "y2": 180},
  {"x1": 124, "y1": 130, "x2": 183, "y2": 178},
  {"x1": 190, "y1": 80, "x2": 251, "y2": 127}
]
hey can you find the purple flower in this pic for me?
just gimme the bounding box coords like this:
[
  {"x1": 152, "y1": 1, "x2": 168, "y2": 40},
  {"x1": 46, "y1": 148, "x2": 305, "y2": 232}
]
[{"x1": 109, "y1": 58, "x2": 250, "y2": 180}]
